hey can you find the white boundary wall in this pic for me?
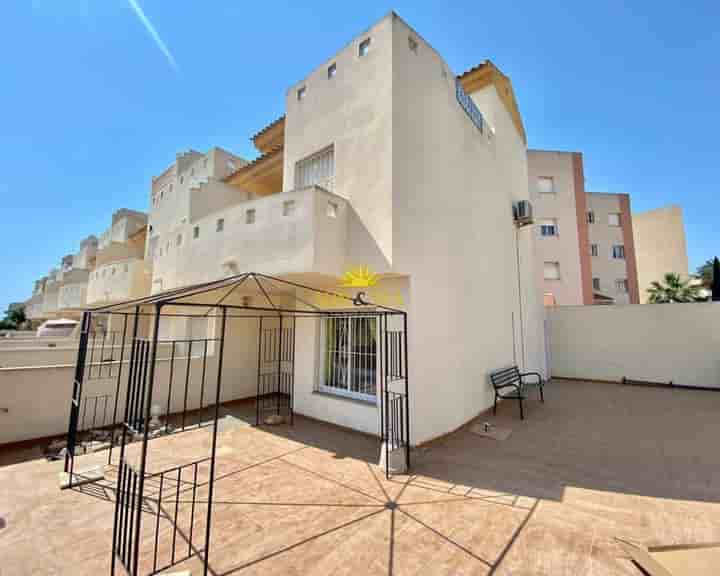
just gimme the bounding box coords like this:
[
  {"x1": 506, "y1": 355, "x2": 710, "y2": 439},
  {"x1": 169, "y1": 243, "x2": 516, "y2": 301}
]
[{"x1": 548, "y1": 302, "x2": 720, "y2": 389}]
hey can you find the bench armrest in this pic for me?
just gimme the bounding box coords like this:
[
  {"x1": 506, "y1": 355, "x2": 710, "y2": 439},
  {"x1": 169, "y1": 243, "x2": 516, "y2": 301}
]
[{"x1": 519, "y1": 371, "x2": 543, "y2": 384}]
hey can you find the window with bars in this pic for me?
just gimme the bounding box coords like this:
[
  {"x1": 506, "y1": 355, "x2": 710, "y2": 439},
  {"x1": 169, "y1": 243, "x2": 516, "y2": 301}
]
[
  {"x1": 587, "y1": 211, "x2": 595, "y2": 223},
  {"x1": 295, "y1": 146, "x2": 334, "y2": 191},
  {"x1": 319, "y1": 317, "x2": 377, "y2": 400},
  {"x1": 616, "y1": 279, "x2": 629, "y2": 293},
  {"x1": 539, "y1": 219, "x2": 558, "y2": 236},
  {"x1": 592, "y1": 277, "x2": 601, "y2": 291}
]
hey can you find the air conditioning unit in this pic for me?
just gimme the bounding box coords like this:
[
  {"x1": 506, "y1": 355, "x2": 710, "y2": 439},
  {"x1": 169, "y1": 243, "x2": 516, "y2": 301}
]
[{"x1": 513, "y1": 200, "x2": 534, "y2": 227}]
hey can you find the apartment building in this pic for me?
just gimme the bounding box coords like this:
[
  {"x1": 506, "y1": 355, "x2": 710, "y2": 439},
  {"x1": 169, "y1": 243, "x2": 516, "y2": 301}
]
[
  {"x1": 25, "y1": 235, "x2": 99, "y2": 322},
  {"x1": 528, "y1": 149, "x2": 639, "y2": 305},
  {"x1": 139, "y1": 12, "x2": 546, "y2": 445},
  {"x1": 86, "y1": 209, "x2": 150, "y2": 306},
  {"x1": 633, "y1": 204, "x2": 690, "y2": 302}
]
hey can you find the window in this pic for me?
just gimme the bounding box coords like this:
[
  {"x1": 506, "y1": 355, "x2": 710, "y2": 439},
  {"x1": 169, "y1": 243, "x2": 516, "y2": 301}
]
[
  {"x1": 327, "y1": 63, "x2": 337, "y2": 79},
  {"x1": 282, "y1": 200, "x2": 296, "y2": 217},
  {"x1": 176, "y1": 233, "x2": 182, "y2": 246},
  {"x1": 587, "y1": 211, "x2": 595, "y2": 224},
  {"x1": 539, "y1": 219, "x2": 558, "y2": 237},
  {"x1": 592, "y1": 277, "x2": 601, "y2": 291},
  {"x1": 608, "y1": 213, "x2": 621, "y2": 226},
  {"x1": 537, "y1": 176, "x2": 555, "y2": 194},
  {"x1": 319, "y1": 317, "x2": 377, "y2": 400},
  {"x1": 612, "y1": 245, "x2": 626, "y2": 259},
  {"x1": 359, "y1": 37, "x2": 371, "y2": 57},
  {"x1": 297, "y1": 86, "x2": 306, "y2": 101},
  {"x1": 245, "y1": 208, "x2": 256, "y2": 224},
  {"x1": 616, "y1": 279, "x2": 628, "y2": 293},
  {"x1": 327, "y1": 201, "x2": 338, "y2": 219},
  {"x1": 295, "y1": 146, "x2": 334, "y2": 191},
  {"x1": 543, "y1": 261, "x2": 561, "y2": 280},
  {"x1": 193, "y1": 225, "x2": 200, "y2": 239},
  {"x1": 408, "y1": 36, "x2": 418, "y2": 53},
  {"x1": 590, "y1": 243, "x2": 598, "y2": 257},
  {"x1": 180, "y1": 176, "x2": 184, "y2": 184},
  {"x1": 216, "y1": 218, "x2": 225, "y2": 232}
]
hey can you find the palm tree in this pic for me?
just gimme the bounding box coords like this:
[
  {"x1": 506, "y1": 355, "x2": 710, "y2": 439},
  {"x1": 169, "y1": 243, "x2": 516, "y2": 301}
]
[{"x1": 647, "y1": 273, "x2": 702, "y2": 303}]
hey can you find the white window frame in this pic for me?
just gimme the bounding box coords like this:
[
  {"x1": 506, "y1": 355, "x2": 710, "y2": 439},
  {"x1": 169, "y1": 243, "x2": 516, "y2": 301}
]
[
  {"x1": 295, "y1": 145, "x2": 334, "y2": 191},
  {"x1": 608, "y1": 213, "x2": 621, "y2": 226},
  {"x1": 318, "y1": 316, "x2": 377, "y2": 402},
  {"x1": 537, "y1": 176, "x2": 555, "y2": 194}
]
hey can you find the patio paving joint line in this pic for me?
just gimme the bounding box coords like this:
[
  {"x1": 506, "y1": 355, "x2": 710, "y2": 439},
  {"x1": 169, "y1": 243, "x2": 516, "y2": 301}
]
[{"x1": 487, "y1": 498, "x2": 541, "y2": 575}]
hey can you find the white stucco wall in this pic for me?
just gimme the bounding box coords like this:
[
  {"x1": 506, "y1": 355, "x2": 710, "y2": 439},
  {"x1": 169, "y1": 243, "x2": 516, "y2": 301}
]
[
  {"x1": 391, "y1": 15, "x2": 546, "y2": 444},
  {"x1": 548, "y1": 303, "x2": 720, "y2": 388}
]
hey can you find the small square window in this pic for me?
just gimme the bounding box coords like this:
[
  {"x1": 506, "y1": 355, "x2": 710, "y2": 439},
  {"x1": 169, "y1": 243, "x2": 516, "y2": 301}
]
[
  {"x1": 543, "y1": 261, "x2": 561, "y2": 280},
  {"x1": 608, "y1": 213, "x2": 621, "y2": 226},
  {"x1": 587, "y1": 211, "x2": 595, "y2": 224},
  {"x1": 246, "y1": 209, "x2": 256, "y2": 224},
  {"x1": 537, "y1": 176, "x2": 554, "y2": 194},
  {"x1": 590, "y1": 243, "x2": 598, "y2": 257},
  {"x1": 539, "y1": 219, "x2": 558, "y2": 237},
  {"x1": 193, "y1": 225, "x2": 200, "y2": 239},
  {"x1": 592, "y1": 277, "x2": 601, "y2": 291},
  {"x1": 297, "y1": 86, "x2": 306, "y2": 101},
  {"x1": 327, "y1": 63, "x2": 337, "y2": 79},
  {"x1": 282, "y1": 200, "x2": 296, "y2": 217},
  {"x1": 216, "y1": 218, "x2": 225, "y2": 232},
  {"x1": 327, "y1": 201, "x2": 338, "y2": 218},
  {"x1": 359, "y1": 38, "x2": 371, "y2": 57}
]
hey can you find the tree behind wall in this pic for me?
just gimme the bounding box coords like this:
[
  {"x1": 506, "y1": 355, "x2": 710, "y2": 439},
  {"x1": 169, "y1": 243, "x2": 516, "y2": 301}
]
[{"x1": 647, "y1": 273, "x2": 702, "y2": 303}]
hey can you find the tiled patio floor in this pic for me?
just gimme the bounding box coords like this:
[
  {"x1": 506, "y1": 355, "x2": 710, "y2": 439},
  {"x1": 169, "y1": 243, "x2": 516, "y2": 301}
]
[{"x1": 1, "y1": 379, "x2": 720, "y2": 575}]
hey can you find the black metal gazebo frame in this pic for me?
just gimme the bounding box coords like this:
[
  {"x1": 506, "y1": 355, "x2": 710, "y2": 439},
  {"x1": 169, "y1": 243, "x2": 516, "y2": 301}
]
[{"x1": 63, "y1": 272, "x2": 409, "y2": 576}]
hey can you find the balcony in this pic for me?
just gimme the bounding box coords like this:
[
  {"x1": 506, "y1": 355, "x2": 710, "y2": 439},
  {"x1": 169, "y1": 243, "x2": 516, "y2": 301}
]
[
  {"x1": 157, "y1": 186, "x2": 349, "y2": 289},
  {"x1": 86, "y1": 257, "x2": 151, "y2": 305}
]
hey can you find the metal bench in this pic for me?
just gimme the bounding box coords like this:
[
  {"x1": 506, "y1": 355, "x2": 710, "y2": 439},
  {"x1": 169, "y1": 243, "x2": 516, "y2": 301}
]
[{"x1": 490, "y1": 366, "x2": 544, "y2": 420}]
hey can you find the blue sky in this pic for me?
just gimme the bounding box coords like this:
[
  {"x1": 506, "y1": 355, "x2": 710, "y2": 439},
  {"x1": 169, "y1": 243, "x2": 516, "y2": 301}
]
[{"x1": 1, "y1": 1, "x2": 718, "y2": 311}]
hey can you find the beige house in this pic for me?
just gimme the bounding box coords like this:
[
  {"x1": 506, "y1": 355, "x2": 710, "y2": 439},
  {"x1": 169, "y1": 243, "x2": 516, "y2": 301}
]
[
  {"x1": 137, "y1": 12, "x2": 546, "y2": 445},
  {"x1": 528, "y1": 149, "x2": 640, "y2": 305},
  {"x1": 633, "y1": 204, "x2": 690, "y2": 302},
  {"x1": 86, "y1": 209, "x2": 150, "y2": 306}
]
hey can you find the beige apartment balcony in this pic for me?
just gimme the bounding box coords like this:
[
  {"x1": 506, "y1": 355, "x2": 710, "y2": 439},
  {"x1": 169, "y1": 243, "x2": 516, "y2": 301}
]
[
  {"x1": 86, "y1": 257, "x2": 151, "y2": 305},
  {"x1": 157, "y1": 185, "x2": 350, "y2": 290}
]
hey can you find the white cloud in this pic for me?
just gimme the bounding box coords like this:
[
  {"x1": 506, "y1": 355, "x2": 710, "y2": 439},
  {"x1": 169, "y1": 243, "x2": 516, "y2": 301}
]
[{"x1": 126, "y1": 0, "x2": 179, "y2": 73}]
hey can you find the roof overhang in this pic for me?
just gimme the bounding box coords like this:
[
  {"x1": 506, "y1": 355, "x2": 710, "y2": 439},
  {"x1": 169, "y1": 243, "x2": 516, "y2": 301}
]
[
  {"x1": 457, "y1": 60, "x2": 527, "y2": 144},
  {"x1": 224, "y1": 146, "x2": 284, "y2": 196},
  {"x1": 252, "y1": 116, "x2": 285, "y2": 154}
]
